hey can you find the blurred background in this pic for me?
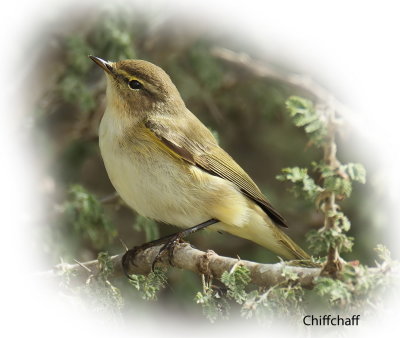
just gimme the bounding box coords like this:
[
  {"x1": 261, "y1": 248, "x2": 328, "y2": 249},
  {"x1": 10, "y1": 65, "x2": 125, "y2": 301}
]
[{"x1": 25, "y1": 3, "x2": 393, "y2": 318}]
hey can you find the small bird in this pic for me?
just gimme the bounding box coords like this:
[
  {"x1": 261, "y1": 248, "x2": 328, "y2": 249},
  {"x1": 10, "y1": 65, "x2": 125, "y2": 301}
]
[{"x1": 89, "y1": 56, "x2": 310, "y2": 266}]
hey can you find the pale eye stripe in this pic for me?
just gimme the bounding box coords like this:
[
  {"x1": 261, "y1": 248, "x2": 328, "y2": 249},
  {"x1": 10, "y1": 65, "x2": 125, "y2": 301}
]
[
  {"x1": 118, "y1": 68, "x2": 154, "y2": 85},
  {"x1": 115, "y1": 69, "x2": 140, "y2": 84}
]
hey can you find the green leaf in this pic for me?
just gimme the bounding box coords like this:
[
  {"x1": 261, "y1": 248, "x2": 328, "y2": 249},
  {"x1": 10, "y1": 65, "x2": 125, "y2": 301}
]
[
  {"x1": 221, "y1": 265, "x2": 251, "y2": 304},
  {"x1": 128, "y1": 268, "x2": 167, "y2": 301},
  {"x1": 195, "y1": 276, "x2": 230, "y2": 322},
  {"x1": 335, "y1": 212, "x2": 351, "y2": 232},
  {"x1": 374, "y1": 244, "x2": 391, "y2": 262},
  {"x1": 304, "y1": 119, "x2": 323, "y2": 133},
  {"x1": 306, "y1": 228, "x2": 354, "y2": 256},
  {"x1": 189, "y1": 40, "x2": 223, "y2": 92},
  {"x1": 315, "y1": 277, "x2": 352, "y2": 305},
  {"x1": 65, "y1": 36, "x2": 92, "y2": 73},
  {"x1": 97, "y1": 252, "x2": 114, "y2": 278},
  {"x1": 64, "y1": 185, "x2": 117, "y2": 249},
  {"x1": 281, "y1": 266, "x2": 300, "y2": 281},
  {"x1": 59, "y1": 75, "x2": 95, "y2": 112},
  {"x1": 285, "y1": 96, "x2": 327, "y2": 145},
  {"x1": 324, "y1": 176, "x2": 352, "y2": 197},
  {"x1": 277, "y1": 167, "x2": 323, "y2": 201},
  {"x1": 343, "y1": 163, "x2": 367, "y2": 184}
]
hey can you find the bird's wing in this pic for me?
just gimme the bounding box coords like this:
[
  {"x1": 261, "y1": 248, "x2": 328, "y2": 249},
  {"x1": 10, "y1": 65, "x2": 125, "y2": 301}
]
[{"x1": 144, "y1": 118, "x2": 288, "y2": 228}]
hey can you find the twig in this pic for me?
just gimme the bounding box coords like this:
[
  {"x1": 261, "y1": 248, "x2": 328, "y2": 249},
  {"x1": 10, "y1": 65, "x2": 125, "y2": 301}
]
[
  {"x1": 100, "y1": 192, "x2": 120, "y2": 204},
  {"x1": 321, "y1": 109, "x2": 340, "y2": 275},
  {"x1": 73, "y1": 259, "x2": 92, "y2": 272},
  {"x1": 40, "y1": 243, "x2": 321, "y2": 289}
]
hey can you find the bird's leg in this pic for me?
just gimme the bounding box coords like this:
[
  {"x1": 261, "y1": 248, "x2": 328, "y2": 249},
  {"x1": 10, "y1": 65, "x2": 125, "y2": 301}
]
[
  {"x1": 151, "y1": 218, "x2": 220, "y2": 270},
  {"x1": 122, "y1": 218, "x2": 219, "y2": 278}
]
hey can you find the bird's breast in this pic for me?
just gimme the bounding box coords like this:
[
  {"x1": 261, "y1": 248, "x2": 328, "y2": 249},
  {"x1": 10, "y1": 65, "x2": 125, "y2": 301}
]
[{"x1": 99, "y1": 113, "x2": 212, "y2": 227}]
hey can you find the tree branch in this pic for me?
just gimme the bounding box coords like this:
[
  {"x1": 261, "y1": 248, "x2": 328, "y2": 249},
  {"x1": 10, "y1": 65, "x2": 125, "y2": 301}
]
[
  {"x1": 211, "y1": 47, "x2": 354, "y2": 277},
  {"x1": 41, "y1": 242, "x2": 321, "y2": 288},
  {"x1": 210, "y1": 47, "x2": 353, "y2": 119},
  {"x1": 321, "y1": 108, "x2": 343, "y2": 276}
]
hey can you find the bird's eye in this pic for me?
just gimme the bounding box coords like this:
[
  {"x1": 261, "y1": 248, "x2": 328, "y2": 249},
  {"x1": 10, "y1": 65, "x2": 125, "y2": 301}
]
[{"x1": 128, "y1": 79, "x2": 143, "y2": 90}]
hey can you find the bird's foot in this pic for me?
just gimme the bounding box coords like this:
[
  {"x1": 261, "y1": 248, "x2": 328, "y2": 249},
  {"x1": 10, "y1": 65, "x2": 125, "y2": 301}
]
[
  {"x1": 121, "y1": 218, "x2": 219, "y2": 278},
  {"x1": 121, "y1": 232, "x2": 185, "y2": 278},
  {"x1": 151, "y1": 233, "x2": 184, "y2": 271}
]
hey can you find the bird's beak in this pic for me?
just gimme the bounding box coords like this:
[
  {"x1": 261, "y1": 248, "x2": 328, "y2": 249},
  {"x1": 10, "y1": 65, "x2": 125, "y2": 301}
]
[{"x1": 89, "y1": 55, "x2": 113, "y2": 74}]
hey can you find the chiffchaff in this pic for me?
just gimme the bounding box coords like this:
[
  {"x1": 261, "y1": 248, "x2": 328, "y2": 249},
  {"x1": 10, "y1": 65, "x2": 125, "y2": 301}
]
[{"x1": 89, "y1": 55, "x2": 309, "y2": 261}]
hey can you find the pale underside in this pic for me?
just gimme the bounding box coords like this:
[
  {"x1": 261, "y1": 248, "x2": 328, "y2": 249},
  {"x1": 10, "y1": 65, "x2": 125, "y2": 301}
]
[{"x1": 99, "y1": 106, "x2": 304, "y2": 259}]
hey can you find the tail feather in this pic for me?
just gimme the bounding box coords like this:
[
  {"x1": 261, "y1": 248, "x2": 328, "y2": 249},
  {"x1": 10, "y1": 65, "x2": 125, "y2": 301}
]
[
  {"x1": 272, "y1": 226, "x2": 310, "y2": 260},
  {"x1": 229, "y1": 217, "x2": 311, "y2": 261},
  {"x1": 244, "y1": 206, "x2": 310, "y2": 261},
  {"x1": 212, "y1": 200, "x2": 311, "y2": 261}
]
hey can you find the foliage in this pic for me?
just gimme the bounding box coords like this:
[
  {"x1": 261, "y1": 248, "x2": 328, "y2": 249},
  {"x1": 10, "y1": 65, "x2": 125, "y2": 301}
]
[
  {"x1": 306, "y1": 227, "x2": 354, "y2": 256},
  {"x1": 278, "y1": 96, "x2": 366, "y2": 258},
  {"x1": 241, "y1": 267, "x2": 305, "y2": 322},
  {"x1": 59, "y1": 36, "x2": 96, "y2": 113},
  {"x1": 314, "y1": 245, "x2": 398, "y2": 312},
  {"x1": 193, "y1": 248, "x2": 397, "y2": 324},
  {"x1": 128, "y1": 268, "x2": 168, "y2": 301},
  {"x1": 276, "y1": 167, "x2": 322, "y2": 201},
  {"x1": 63, "y1": 184, "x2": 117, "y2": 249},
  {"x1": 195, "y1": 264, "x2": 306, "y2": 323},
  {"x1": 59, "y1": 252, "x2": 124, "y2": 317},
  {"x1": 195, "y1": 275, "x2": 230, "y2": 323},
  {"x1": 34, "y1": 5, "x2": 395, "y2": 327},
  {"x1": 85, "y1": 252, "x2": 124, "y2": 312},
  {"x1": 189, "y1": 41, "x2": 224, "y2": 92},
  {"x1": 194, "y1": 265, "x2": 253, "y2": 322},
  {"x1": 221, "y1": 264, "x2": 252, "y2": 304},
  {"x1": 285, "y1": 96, "x2": 327, "y2": 146}
]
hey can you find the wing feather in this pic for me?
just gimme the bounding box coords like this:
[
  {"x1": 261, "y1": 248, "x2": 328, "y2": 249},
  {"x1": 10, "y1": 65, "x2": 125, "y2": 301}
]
[{"x1": 144, "y1": 118, "x2": 288, "y2": 227}]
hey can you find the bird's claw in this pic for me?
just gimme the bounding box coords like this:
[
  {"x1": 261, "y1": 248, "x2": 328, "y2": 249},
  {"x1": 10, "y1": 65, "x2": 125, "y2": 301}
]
[
  {"x1": 151, "y1": 234, "x2": 183, "y2": 271},
  {"x1": 122, "y1": 235, "x2": 184, "y2": 277},
  {"x1": 121, "y1": 219, "x2": 218, "y2": 279}
]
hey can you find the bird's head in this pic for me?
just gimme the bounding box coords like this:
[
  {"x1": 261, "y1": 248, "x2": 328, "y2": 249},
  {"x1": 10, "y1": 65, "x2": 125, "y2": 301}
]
[{"x1": 89, "y1": 56, "x2": 184, "y2": 118}]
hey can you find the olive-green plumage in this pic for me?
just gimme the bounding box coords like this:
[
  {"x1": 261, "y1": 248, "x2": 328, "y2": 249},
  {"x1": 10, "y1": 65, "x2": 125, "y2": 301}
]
[{"x1": 90, "y1": 55, "x2": 310, "y2": 261}]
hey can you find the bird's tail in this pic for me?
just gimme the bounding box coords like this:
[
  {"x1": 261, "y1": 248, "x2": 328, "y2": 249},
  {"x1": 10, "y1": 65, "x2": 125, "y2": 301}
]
[
  {"x1": 237, "y1": 207, "x2": 311, "y2": 261},
  {"x1": 270, "y1": 225, "x2": 310, "y2": 260},
  {"x1": 213, "y1": 202, "x2": 311, "y2": 261}
]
